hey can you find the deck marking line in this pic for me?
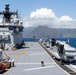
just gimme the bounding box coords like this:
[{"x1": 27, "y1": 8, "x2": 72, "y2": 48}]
[
  {"x1": 10, "y1": 50, "x2": 26, "y2": 75},
  {"x1": 16, "y1": 55, "x2": 18, "y2": 58},
  {"x1": 25, "y1": 65, "x2": 55, "y2": 71},
  {"x1": 29, "y1": 53, "x2": 45, "y2": 55},
  {"x1": 23, "y1": 50, "x2": 26, "y2": 54},
  {"x1": 8, "y1": 51, "x2": 26, "y2": 54},
  {"x1": 3, "y1": 68, "x2": 12, "y2": 75},
  {"x1": 15, "y1": 63, "x2": 55, "y2": 65}
]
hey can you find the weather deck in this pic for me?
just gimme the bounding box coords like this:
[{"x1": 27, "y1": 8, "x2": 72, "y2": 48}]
[{"x1": 2, "y1": 42, "x2": 69, "y2": 75}]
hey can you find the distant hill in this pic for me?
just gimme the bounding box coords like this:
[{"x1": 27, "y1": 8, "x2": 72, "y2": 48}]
[
  {"x1": 59, "y1": 28, "x2": 76, "y2": 38},
  {"x1": 28, "y1": 25, "x2": 63, "y2": 38},
  {"x1": 23, "y1": 26, "x2": 76, "y2": 38},
  {"x1": 23, "y1": 27, "x2": 35, "y2": 38}
]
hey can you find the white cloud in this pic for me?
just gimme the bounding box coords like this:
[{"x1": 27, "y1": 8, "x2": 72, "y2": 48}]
[
  {"x1": 59, "y1": 15, "x2": 73, "y2": 21},
  {"x1": 23, "y1": 8, "x2": 76, "y2": 28},
  {"x1": 30, "y1": 8, "x2": 56, "y2": 19}
]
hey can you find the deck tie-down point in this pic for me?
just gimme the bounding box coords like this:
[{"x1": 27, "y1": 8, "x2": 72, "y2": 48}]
[{"x1": 41, "y1": 59, "x2": 45, "y2": 67}]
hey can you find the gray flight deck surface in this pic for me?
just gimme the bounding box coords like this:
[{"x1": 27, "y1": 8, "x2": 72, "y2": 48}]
[{"x1": 3, "y1": 42, "x2": 69, "y2": 75}]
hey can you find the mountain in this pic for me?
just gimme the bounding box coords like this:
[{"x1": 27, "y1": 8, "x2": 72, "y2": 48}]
[
  {"x1": 23, "y1": 26, "x2": 76, "y2": 38},
  {"x1": 59, "y1": 28, "x2": 76, "y2": 38},
  {"x1": 23, "y1": 26, "x2": 63, "y2": 38},
  {"x1": 23, "y1": 27, "x2": 35, "y2": 38}
]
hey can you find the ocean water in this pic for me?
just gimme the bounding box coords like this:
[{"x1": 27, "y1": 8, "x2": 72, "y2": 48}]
[
  {"x1": 56, "y1": 38, "x2": 76, "y2": 48},
  {"x1": 23, "y1": 38, "x2": 39, "y2": 42},
  {"x1": 23, "y1": 38, "x2": 76, "y2": 48}
]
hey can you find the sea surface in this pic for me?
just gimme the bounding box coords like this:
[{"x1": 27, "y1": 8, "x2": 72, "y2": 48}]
[
  {"x1": 23, "y1": 38, "x2": 76, "y2": 48},
  {"x1": 56, "y1": 38, "x2": 76, "y2": 48}
]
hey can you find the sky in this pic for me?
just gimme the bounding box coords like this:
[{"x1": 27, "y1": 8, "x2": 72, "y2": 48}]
[{"x1": 0, "y1": 0, "x2": 76, "y2": 28}]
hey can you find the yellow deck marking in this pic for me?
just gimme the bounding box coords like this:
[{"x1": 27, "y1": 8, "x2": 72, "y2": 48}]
[
  {"x1": 4, "y1": 50, "x2": 26, "y2": 75},
  {"x1": 23, "y1": 50, "x2": 26, "y2": 54},
  {"x1": 16, "y1": 55, "x2": 18, "y2": 58},
  {"x1": 3, "y1": 68, "x2": 12, "y2": 75}
]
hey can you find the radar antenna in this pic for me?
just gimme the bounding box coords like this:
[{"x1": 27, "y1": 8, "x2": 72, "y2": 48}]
[{"x1": 0, "y1": 4, "x2": 18, "y2": 23}]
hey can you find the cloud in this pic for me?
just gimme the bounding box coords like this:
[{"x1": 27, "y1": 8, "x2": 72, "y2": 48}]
[
  {"x1": 59, "y1": 15, "x2": 73, "y2": 21},
  {"x1": 23, "y1": 8, "x2": 76, "y2": 28},
  {"x1": 30, "y1": 8, "x2": 56, "y2": 19}
]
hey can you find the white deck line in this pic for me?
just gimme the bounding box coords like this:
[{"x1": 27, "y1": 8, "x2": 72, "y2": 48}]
[
  {"x1": 15, "y1": 63, "x2": 56, "y2": 65},
  {"x1": 29, "y1": 53, "x2": 45, "y2": 55},
  {"x1": 25, "y1": 65, "x2": 55, "y2": 71},
  {"x1": 7, "y1": 52, "x2": 23, "y2": 54}
]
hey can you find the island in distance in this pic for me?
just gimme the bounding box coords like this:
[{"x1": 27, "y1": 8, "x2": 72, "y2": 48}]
[{"x1": 23, "y1": 25, "x2": 76, "y2": 39}]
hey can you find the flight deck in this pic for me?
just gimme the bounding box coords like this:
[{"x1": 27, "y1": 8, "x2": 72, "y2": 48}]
[{"x1": 2, "y1": 42, "x2": 69, "y2": 75}]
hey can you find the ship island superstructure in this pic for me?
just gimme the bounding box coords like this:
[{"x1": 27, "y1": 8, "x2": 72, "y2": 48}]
[{"x1": 0, "y1": 4, "x2": 24, "y2": 50}]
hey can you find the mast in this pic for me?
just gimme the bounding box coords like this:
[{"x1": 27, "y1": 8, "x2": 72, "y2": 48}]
[{"x1": 0, "y1": 4, "x2": 18, "y2": 23}]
